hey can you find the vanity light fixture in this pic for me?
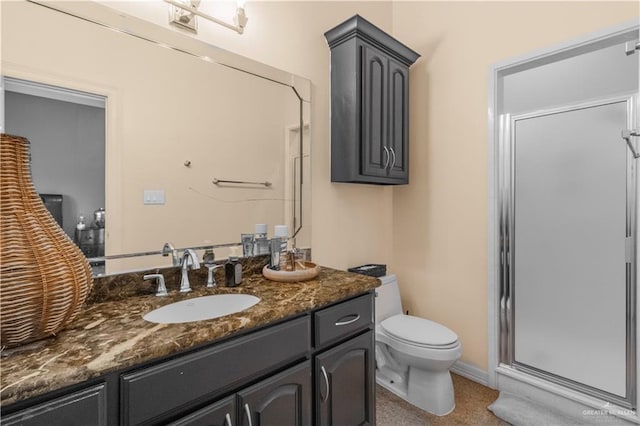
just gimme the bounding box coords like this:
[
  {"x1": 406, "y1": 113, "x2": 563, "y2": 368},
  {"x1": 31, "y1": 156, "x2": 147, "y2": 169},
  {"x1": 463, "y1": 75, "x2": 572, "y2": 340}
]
[{"x1": 165, "y1": 0, "x2": 248, "y2": 35}]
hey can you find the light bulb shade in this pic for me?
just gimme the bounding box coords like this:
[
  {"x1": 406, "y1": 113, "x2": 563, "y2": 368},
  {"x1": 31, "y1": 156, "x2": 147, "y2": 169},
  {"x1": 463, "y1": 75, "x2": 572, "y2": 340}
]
[
  {"x1": 236, "y1": 0, "x2": 246, "y2": 9},
  {"x1": 165, "y1": 0, "x2": 247, "y2": 34}
]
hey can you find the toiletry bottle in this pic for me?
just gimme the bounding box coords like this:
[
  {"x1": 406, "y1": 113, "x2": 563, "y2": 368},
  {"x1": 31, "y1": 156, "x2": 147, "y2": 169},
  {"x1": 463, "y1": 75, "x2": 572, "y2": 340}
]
[
  {"x1": 74, "y1": 215, "x2": 86, "y2": 245},
  {"x1": 274, "y1": 225, "x2": 289, "y2": 269},
  {"x1": 254, "y1": 223, "x2": 268, "y2": 254},
  {"x1": 254, "y1": 223, "x2": 267, "y2": 239},
  {"x1": 269, "y1": 237, "x2": 281, "y2": 270},
  {"x1": 225, "y1": 256, "x2": 242, "y2": 287}
]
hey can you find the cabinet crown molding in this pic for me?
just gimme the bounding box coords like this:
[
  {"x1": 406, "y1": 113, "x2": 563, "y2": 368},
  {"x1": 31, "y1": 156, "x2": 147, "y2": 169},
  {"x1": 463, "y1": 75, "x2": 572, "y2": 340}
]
[{"x1": 324, "y1": 14, "x2": 420, "y2": 67}]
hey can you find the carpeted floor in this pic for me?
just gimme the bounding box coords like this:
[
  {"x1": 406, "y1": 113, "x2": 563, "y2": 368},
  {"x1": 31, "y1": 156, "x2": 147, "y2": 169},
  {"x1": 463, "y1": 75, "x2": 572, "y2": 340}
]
[{"x1": 376, "y1": 373, "x2": 509, "y2": 425}]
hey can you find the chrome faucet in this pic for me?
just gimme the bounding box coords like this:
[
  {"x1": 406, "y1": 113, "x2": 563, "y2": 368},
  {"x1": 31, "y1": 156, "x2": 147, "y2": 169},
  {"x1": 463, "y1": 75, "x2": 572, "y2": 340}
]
[
  {"x1": 179, "y1": 249, "x2": 200, "y2": 293},
  {"x1": 162, "y1": 242, "x2": 180, "y2": 267}
]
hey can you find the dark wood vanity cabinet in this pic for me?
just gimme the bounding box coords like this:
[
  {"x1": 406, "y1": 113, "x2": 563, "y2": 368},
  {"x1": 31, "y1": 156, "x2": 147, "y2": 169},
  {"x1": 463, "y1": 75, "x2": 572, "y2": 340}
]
[
  {"x1": 315, "y1": 332, "x2": 375, "y2": 426},
  {"x1": 313, "y1": 293, "x2": 375, "y2": 426},
  {"x1": 2, "y1": 292, "x2": 374, "y2": 426},
  {"x1": 325, "y1": 15, "x2": 419, "y2": 185},
  {"x1": 1, "y1": 383, "x2": 108, "y2": 426}
]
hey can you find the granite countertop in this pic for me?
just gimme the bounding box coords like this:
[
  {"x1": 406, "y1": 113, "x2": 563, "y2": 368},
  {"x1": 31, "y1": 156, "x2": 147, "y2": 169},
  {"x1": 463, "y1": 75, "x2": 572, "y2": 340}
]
[{"x1": 0, "y1": 266, "x2": 379, "y2": 406}]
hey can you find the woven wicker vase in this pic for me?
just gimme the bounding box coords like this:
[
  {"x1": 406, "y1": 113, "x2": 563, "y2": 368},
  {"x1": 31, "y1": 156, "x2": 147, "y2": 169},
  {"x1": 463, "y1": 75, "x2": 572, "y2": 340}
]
[{"x1": 1, "y1": 133, "x2": 93, "y2": 348}]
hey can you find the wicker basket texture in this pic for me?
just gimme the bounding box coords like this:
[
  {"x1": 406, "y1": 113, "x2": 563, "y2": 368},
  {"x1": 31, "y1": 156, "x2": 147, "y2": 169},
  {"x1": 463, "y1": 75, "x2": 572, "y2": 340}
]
[{"x1": 1, "y1": 133, "x2": 93, "y2": 348}]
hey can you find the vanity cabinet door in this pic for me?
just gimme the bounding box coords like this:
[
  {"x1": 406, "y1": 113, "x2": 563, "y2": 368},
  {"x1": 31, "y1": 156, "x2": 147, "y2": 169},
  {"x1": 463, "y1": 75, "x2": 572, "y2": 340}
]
[
  {"x1": 360, "y1": 45, "x2": 410, "y2": 183},
  {"x1": 315, "y1": 331, "x2": 375, "y2": 426},
  {"x1": 238, "y1": 361, "x2": 312, "y2": 426},
  {"x1": 387, "y1": 57, "x2": 410, "y2": 181},
  {"x1": 360, "y1": 42, "x2": 390, "y2": 179},
  {"x1": 1, "y1": 383, "x2": 107, "y2": 426},
  {"x1": 168, "y1": 396, "x2": 235, "y2": 426}
]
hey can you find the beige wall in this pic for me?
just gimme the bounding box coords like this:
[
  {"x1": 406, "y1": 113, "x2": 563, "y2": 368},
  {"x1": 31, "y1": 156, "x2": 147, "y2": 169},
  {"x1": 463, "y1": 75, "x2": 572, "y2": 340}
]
[{"x1": 391, "y1": 2, "x2": 638, "y2": 370}]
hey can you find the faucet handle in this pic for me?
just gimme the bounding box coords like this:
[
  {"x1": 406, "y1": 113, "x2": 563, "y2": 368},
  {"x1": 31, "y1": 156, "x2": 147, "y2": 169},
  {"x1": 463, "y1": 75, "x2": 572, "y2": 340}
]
[
  {"x1": 144, "y1": 273, "x2": 168, "y2": 297},
  {"x1": 206, "y1": 264, "x2": 224, "y2": 288},
  {"x1": 203, "y1": 249, "x2": 215, "y2": 264}
]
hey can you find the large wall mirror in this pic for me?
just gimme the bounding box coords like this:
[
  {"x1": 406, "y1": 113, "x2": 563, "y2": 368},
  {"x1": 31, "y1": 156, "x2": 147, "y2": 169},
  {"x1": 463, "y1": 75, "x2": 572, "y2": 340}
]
[{"x1": 1, "y1": 0, "x2": 311, "y2": 276}]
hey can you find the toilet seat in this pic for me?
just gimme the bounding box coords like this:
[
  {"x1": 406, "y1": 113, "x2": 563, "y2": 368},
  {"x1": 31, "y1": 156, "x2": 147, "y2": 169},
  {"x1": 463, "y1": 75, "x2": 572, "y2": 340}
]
[{"x1": 381, "y1": 314, "x2": 459, "y2": 349}]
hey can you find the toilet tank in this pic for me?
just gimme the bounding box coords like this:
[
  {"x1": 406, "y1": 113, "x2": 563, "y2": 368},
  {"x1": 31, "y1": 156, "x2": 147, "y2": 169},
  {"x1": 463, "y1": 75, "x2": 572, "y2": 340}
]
[{"x1": 375, "y1": 274, "x2": 403, "y2": 323}]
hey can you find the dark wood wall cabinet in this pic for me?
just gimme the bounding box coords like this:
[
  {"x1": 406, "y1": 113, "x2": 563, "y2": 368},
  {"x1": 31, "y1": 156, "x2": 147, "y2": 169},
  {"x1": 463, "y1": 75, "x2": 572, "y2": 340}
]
[
  {"x1": 325, "y1": 15, "x2": 420, "y2": 185},
  {"x1": 2, "y1": 292, "x2": 375, "y2": 426}
]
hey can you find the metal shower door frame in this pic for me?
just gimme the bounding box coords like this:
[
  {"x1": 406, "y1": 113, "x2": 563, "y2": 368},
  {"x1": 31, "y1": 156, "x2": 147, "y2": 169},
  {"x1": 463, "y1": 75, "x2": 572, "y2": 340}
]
[{"x1": 498, "y1": 94, "x2": 638, "y2": 409}]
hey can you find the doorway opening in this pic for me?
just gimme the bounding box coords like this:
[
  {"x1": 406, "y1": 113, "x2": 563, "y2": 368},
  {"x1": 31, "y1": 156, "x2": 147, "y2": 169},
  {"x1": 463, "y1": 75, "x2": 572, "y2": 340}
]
[{"x1": 2, "y1": 77, "x2": 106, "y2": 263}]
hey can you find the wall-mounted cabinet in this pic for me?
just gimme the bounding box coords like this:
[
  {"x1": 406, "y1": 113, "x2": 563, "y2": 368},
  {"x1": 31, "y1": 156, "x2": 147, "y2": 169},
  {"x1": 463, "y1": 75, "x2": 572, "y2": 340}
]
[{"x1": 325, "y1": 15, "x2": 420, "y2": 185}]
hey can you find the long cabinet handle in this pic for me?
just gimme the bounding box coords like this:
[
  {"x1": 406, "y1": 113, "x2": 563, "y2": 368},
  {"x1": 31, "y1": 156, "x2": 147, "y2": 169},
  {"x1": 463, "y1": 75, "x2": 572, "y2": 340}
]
[
  {"x1": 389, "y1": 147, "x2": 397, "y2": 170},
  {"x1": 321, "y1": 365, "x2": 330, "y2": 403},
  {"x1": 244, "y1": 403, "x2": 252, "y2": 426},
  {"x1": 335, "y1": 314, "x2": 360, "y2": 326},
  {"x1": 224, "y1": 413, "x2": 233, "y2": 426},
  {"x1": 383, "y1": 146, "x2": 390, "y2": 170}
]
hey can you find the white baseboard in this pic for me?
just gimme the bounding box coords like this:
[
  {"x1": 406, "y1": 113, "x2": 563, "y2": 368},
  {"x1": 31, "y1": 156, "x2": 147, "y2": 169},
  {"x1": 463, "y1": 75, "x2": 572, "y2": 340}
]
[{"x1": 451, "y1": 360, "x2": 490, "y2": 387}]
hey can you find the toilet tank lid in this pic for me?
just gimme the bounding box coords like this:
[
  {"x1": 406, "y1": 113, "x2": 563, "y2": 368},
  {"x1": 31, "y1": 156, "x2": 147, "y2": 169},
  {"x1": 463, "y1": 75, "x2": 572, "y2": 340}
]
[
  {"x1": 378, "y1": 274, "x2": 397, "y2": 285},
  {"x1": 381, "y1": 314, "x2": 458, "y2": 346}
]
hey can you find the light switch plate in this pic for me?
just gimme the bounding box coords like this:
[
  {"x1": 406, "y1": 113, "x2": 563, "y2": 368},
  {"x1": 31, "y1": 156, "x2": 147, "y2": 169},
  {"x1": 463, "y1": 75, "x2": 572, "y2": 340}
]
[{"x1": 143, "y1": 190, "x2": 165, "y2": 205}]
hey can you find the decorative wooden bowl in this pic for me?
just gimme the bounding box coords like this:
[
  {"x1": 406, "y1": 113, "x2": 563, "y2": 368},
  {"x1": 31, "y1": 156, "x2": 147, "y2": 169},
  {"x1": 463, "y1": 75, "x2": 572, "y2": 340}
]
[{"x1": 262, "y1": 262, "x2": 320, "y2": 282}]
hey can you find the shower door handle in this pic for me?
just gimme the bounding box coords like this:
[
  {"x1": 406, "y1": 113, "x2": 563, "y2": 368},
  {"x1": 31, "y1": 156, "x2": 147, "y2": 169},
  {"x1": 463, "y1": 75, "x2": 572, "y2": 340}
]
[
  {"x1": 505, "y1": 295, "x2": 512, "y2": 340},
  {"x1": 621, "y1": 129, "x2": 640, "y2": 159}
]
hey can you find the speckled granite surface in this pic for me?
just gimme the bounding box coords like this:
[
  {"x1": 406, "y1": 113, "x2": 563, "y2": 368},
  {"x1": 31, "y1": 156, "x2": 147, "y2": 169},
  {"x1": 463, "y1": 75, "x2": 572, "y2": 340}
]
[{"x1": 0, "y1": 265, "x2": 379, "y2": 406}]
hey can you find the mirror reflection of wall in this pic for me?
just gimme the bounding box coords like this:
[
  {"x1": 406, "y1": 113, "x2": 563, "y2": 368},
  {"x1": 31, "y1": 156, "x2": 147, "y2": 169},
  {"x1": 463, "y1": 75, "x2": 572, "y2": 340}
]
[{"x1": 4, "y1": 78, "x2": 106, "y2": 263}]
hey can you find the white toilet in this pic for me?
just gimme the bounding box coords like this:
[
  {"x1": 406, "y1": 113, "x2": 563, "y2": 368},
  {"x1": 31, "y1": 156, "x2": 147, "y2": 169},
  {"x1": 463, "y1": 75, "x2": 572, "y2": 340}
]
[{"x1": 375, "y1": 274, "x2": 462, "y2": 416}]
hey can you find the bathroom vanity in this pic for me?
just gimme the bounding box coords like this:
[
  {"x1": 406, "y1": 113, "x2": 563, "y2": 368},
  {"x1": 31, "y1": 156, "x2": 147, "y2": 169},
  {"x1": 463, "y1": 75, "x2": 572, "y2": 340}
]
[{"x1": 0, "y1": 267, "x2": 379, "y2": 426}]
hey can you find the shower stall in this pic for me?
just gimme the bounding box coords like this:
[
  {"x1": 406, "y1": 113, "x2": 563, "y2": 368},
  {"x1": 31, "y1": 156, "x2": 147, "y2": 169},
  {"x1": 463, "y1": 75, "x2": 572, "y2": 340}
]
[{"x1": 490, "y1": 22, "x2": 640, "y2": 419}]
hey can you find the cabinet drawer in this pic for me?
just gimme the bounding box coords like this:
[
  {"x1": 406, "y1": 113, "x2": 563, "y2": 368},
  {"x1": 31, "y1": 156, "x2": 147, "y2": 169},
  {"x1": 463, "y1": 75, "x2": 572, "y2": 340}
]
[
  {"x1": 314, "y1": 294, "x2": 373, "y2": 348},
  {"x1": 168, "y1": 395, "x2": 235, "y2": 426},
  {"x1": 121, "y1": 316, "x2": 310, "y2": 425},
  {"x1": 2, "y1": 383, "x2": 107, "y2": 426}
]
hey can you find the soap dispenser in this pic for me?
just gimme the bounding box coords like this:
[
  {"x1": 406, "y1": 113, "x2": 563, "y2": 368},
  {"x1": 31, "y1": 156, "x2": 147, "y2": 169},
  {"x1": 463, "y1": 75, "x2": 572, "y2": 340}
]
[{"x1": 225, "y1": 257, "x2": 242, "y2": 287}]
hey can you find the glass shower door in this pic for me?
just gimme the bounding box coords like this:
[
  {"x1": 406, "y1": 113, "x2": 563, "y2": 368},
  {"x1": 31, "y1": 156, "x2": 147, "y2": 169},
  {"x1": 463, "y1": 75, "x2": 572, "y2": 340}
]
[{"x1": 501, "y1": 96, "x2": 636, "y2": 407}]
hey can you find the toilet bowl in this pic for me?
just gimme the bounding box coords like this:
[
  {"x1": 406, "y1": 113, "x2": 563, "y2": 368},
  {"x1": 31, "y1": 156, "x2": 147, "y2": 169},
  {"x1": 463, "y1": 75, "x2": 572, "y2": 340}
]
[{"x1": 375, "y1": 274, "x2": 462, "y2": 416}]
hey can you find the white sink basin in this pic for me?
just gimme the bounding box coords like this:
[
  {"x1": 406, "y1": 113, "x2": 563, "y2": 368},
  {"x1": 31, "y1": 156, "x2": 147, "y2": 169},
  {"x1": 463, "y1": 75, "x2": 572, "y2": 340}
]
[{"x1": 143, "y1": 294, "x2": 260, "y2": 324}]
